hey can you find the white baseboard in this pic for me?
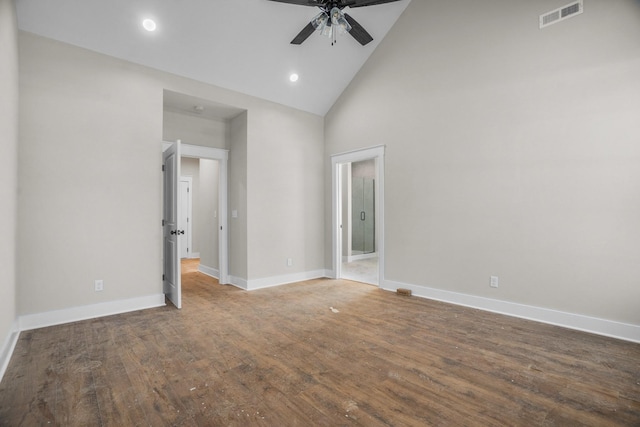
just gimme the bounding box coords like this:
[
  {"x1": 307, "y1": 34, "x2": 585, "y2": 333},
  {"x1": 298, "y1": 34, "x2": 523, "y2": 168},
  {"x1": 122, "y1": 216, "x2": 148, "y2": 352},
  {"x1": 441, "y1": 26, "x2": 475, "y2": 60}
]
[
  {"x1": 198, "y1": 264, "x2": 219, "y2": 279},
  {"x1": 0, "y1": 320, "x2": 20, "y2": 384},
  {"x1": 241, "y1": 270, "x2": 327, "y2": 291},
  {"x1": 382, "y1": 279, "x2": 640, "y2": 344},
  {"x1": 189, "y1": 253, "x2": 200, "y2": 259},
  {"x1": 227, "y1": 270, "x2": 328, "y2": 291},
  {"x1": 18, "y1": 294, "x2": 166, "y2": 332},
  {"x1": 247, "y1": 270, "x2": 328, "y2": 291},
  {"x1": 229, "y1": 275, "x2": 248, "y2": 290}
]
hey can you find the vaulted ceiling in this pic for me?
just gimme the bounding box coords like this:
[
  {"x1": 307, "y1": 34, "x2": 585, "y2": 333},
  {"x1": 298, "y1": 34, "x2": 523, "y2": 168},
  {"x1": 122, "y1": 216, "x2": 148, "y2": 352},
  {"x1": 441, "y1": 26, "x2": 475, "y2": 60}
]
[{"x1": 16, "y1": 0, "x2": 411, "y2": 116}]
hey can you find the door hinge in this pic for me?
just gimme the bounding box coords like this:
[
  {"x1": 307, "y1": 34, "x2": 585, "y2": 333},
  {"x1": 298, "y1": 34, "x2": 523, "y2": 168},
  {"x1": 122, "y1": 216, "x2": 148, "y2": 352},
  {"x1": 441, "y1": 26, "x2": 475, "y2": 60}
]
[
  {"x1": 162, "y1": 219, "x2": 165, "y2": 226},
  {"x1": 162, "y1": 274, "x2": 165, "y2": 281},
  {"x1": 187, "y1": 187, "x2": 189, "y2": 193},
  {"x1": 162, "y1": 165, "x2": 165, "y2": 172}
]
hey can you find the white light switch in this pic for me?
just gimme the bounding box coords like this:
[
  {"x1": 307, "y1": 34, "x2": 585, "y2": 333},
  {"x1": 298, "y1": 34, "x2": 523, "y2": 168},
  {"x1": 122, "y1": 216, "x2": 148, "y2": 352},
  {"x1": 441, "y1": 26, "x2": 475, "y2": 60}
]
[
  {"x1": 490, "y1": 276, "x2": 499, "y2": 288},
  {"x1": 232, "y1": 210, "x2": 238, "y2": 218}
]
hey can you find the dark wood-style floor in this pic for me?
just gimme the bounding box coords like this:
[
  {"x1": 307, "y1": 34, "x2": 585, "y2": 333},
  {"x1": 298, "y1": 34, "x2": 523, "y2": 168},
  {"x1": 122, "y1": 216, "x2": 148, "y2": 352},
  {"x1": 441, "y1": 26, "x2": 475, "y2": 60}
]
[{"x1": 1, "y1": 259, "x2": 639, "y2": 426}]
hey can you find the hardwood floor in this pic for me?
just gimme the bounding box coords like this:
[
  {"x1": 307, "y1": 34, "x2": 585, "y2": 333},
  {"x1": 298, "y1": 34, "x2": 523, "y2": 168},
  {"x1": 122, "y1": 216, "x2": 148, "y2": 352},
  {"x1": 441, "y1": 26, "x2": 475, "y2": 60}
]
[{"x1": 1, "y1": 259, "x2": 639, "y2": 426}]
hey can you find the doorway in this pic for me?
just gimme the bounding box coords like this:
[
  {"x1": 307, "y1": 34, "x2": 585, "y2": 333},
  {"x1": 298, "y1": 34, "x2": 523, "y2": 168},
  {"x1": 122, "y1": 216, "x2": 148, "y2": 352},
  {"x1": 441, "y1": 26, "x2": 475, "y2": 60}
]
[
  {"x1": 163, "y1": 141, "x2": 229, "y2": 309},
  {"x1": 332, "y1": 146, "x2": 385, "y2": 287}
]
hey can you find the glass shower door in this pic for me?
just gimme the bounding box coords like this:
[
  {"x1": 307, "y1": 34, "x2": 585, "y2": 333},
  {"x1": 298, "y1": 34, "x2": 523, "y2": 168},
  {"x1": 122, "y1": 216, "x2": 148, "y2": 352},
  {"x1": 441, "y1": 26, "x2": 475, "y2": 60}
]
[{"x1": 352, "y1": 177, "x2": 375, "y2": 255}]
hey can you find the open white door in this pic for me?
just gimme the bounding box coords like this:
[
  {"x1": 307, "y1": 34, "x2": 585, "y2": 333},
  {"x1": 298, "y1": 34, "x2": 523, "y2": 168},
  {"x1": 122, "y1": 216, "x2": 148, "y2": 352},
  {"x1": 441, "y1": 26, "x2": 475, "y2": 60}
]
[{"x1": 163, "y1": 140, "x2": 182, "y2": 308}]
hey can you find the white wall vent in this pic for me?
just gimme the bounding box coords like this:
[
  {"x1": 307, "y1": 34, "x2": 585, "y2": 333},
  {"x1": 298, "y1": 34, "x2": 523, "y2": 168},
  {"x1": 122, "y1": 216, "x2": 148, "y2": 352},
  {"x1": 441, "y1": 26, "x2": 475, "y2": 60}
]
[{"x1": 540, "y1": 0, "x2": 583, "y2": 29}]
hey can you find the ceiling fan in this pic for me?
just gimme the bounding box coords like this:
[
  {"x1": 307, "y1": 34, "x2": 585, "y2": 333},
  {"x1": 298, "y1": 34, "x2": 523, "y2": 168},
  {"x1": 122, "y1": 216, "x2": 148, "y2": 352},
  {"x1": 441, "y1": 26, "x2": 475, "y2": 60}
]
[{"x1": 266, "y1": 0, "x2": 404, "y2": 46}]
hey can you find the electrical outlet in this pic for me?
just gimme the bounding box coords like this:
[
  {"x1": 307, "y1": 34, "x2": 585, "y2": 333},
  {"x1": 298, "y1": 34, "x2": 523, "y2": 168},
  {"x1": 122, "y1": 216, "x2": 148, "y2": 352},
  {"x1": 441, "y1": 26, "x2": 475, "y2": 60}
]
[
  {"x1": 95, "y1": 279, "x2": 104, "y2": 292},
  {"x1": 490, "y1": 276, "x2": 499, "y2": 288},
  {"x1": 287, "y1": 258, "x2": 293, "y2": 267}
]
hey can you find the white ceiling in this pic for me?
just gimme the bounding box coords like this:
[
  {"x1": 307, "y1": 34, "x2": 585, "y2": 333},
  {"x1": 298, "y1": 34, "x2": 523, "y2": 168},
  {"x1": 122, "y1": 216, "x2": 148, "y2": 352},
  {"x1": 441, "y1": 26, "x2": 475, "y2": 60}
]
[{"x1": 16, "y1": 0, "x2": 411, "y2": 117}]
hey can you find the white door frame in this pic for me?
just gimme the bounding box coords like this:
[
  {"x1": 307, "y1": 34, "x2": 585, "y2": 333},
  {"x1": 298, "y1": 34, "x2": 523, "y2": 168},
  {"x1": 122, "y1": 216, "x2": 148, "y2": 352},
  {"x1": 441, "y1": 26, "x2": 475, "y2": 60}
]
[
  {"x1": 163, "y1": 141, "x2": 230, "y2": 285},
  {"x1": 331, "y1": 145, "x2": 385, "y2": 286}
]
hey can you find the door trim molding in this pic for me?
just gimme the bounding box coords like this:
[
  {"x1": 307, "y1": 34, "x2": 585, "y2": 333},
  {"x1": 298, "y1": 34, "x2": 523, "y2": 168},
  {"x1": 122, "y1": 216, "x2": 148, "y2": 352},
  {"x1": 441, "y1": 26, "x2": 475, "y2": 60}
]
[{"x1": 331, "y1": 145, "x2": 385, "y2": 286}]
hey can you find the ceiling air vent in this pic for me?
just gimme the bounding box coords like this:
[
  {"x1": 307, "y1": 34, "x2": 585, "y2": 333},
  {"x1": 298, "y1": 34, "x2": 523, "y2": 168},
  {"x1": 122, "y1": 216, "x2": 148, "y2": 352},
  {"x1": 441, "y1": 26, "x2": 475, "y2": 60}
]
[{"x1": 540, "y1": 0, "x2": 583, "y2": 29}]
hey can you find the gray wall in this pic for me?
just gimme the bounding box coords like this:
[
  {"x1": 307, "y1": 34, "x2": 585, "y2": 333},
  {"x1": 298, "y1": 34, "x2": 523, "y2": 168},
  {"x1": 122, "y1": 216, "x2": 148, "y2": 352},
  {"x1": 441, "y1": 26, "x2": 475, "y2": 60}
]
[
  {"x1": 247, "y1": 108, "x2": 325, "y2": 279},
  {"x1": 199, "y1": 159, "x2": 219, "y2": 271},
  {"x1": 325, "y1": 0, "x2": 640, "y2": 325},
  {"x1": 0, "y1": 0, "x2": 18, "y2": 359},
  {"x1": 17, "y1": 32, "x2": 324, "y2": 315},
  {"x1": 163, "y1": 110, "x2": 228, "y2": 149},
  {"x1": 229, "y1": 112, "x2": 248, "y2": 280},
  {"x1": 352, "y1": 159, "x2": 375, "y2": 179}
]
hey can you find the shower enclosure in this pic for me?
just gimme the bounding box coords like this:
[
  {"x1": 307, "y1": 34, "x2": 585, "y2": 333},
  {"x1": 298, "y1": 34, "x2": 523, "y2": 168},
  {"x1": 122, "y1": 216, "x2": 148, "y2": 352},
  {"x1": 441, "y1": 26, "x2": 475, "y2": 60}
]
[{"x1": 351, "y1": 177, "x2": 375, "y2": 255}]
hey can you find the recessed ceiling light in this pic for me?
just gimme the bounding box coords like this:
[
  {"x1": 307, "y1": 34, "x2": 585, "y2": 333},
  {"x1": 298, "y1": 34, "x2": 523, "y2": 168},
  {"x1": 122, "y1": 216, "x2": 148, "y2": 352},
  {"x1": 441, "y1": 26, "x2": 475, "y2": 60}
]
[
  {"x1": 142, "y1": 19, "x2": 157, "y2": 32},
  {"x1": 289, "y1": 73, "x2": 299, "y2": 83}
]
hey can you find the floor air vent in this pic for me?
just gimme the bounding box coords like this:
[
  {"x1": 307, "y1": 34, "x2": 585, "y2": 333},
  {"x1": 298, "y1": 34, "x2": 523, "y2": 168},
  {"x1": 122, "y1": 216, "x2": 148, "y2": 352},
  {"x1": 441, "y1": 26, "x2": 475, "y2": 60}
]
[{"x1": 540, "y1": 0, "x2": 583, "y2": 29}]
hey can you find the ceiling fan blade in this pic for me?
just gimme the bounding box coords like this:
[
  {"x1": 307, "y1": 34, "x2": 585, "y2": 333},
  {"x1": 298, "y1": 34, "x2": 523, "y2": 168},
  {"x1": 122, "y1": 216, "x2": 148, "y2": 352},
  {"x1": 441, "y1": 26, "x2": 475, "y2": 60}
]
[
  {"x1": 265, "y1": 0, "x2": 323, "y2": 6},
  {"x1": 347, "y1": 0, "x2": 403, "y2": 7},
  {"x1": 344, "y1": 13, "x2": 373, "y2": 46},
  {"x1": 291, "y1": 22, "x2": 317, "y2": 45}
]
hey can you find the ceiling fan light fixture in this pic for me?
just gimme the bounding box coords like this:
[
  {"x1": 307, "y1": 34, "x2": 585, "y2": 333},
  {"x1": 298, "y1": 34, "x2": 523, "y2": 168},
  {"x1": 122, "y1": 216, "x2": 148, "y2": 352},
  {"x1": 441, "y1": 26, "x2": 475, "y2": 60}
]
[
  {"x1": 321, "y1": 20, "x2": 333, "y2": 38},
  {"x1": 331, "y1": 8, "x2": 341, "y2": 27},
  {"x1": 328, "y1": 7, "x2": 351, "y2": 38},
  {"x1": 335, "y1": 16, "x2": 351, "y2": 34},
  {"x1": 269, "y1": 0, "x2": 401, "y2": 47},
  {"x1": 311, "y1": 12, "x2": 328, "y2": 30}
]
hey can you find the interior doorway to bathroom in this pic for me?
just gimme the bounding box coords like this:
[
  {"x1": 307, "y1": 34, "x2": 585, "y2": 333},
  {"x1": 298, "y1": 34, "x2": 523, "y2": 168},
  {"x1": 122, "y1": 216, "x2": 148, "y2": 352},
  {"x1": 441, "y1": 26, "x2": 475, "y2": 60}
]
[
  {"x1": 331, "y1": 146, "x2": 385, "y2": 287},
  {"x1": 341, "y1": 160, "x2": 377, "y2": 285}
]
